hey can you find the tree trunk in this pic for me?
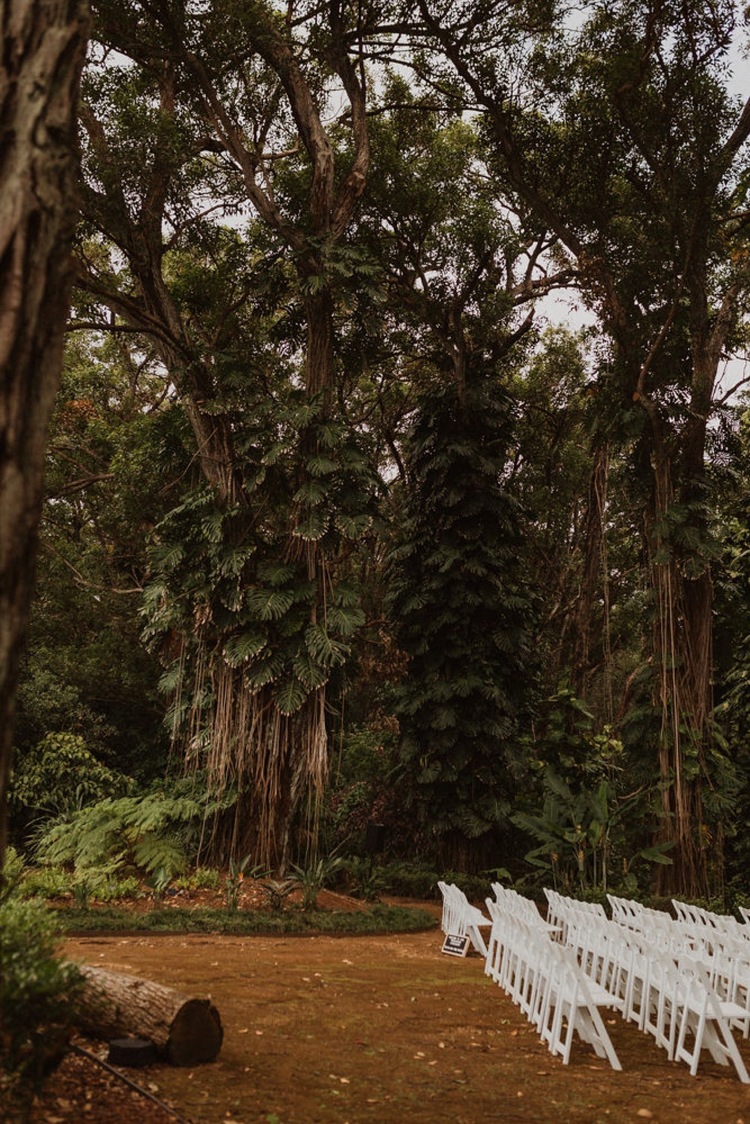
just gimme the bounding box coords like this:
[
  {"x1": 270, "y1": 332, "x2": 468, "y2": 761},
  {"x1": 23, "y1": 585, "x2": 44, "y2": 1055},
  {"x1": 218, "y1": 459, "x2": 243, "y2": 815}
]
[
  {"x1": 200, "y1": 663, "x2": 326, "y2": 870},
  {"x1": 77, "y1": 965, "x2": 223, "y2": 1066},
  {"x1": 570, "y1": 444, "x2": 610, "y2": 706},
  {"x1": 304, "y1": 288, "x2": 334, "y2": 398},
  {"x1": 0, "y1": 0, "x2": 89, "y2": 872},
  {"x1": 649, "y1": 443, "x2": 712, "y2": 898}
]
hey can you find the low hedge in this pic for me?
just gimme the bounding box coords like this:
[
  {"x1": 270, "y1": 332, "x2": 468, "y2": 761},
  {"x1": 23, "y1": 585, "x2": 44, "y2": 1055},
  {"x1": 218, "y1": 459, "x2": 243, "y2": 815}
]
[{"x1": 54, "y1": 903, "x2": 437, "y2": 936}]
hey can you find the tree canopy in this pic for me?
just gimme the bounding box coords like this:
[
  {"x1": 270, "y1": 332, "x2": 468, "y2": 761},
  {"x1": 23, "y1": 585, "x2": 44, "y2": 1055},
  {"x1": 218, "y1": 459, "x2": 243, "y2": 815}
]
[{"x1": 6, "y1": 0, "x2": 750, "y2": 895}]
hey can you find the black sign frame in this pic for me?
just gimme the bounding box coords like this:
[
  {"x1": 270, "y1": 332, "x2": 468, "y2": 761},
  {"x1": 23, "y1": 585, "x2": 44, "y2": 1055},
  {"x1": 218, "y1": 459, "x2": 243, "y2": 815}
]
[{"x1": 441, "y1": 933, "x2": 471, "y2": 957}]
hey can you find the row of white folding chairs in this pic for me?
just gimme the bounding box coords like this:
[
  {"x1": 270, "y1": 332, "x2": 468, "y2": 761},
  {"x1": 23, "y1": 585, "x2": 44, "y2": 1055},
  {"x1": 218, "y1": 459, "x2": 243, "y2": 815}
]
[
  {"x1": 609, "y1": 894, "x2": 750, "y2": 989},
  {"x1": 493, "y1": 883, "x2": 561, "y2": 932},
  {"x1": 544, "y1": 887, "x2": 606, "y2": 941},
  {"x1": 673, "y1": 898, "x2": 750, "y2": 942},
  {"x1": 564, "y1": 911, "x2": 750, "y2": 1079},
  {"x1": 488, "y1": 888, "x2": 750, "y2": 1078},
  {"x1": 676, "y1": 927, "x2": 750, "y2": 1038},
  {"x1": 544, "y1": 889, "x2": 750, "y2": 1022},
  {"x1": 486, "y1": 888, "x2": 561, "y2": 989},
  {"x1": 606, "y1": 892, "x2": 674, "y2": 933},
  {"x1": 437, "y1": 881, "x2": 491, "y2": 956},
  {"x1": 601, "y1": 900, "x2": 745, "y2": 1015},
  {"x1": 634, "y1": 942, "x2": 750, "y2": 1079},
  {"x1": 484, "y1": 899, "x2": 622, "y2": 1069}
]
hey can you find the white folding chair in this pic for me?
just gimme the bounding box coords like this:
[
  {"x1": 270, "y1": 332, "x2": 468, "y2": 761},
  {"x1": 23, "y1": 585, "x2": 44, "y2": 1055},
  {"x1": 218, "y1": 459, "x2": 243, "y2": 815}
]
[
  {"x1": 671, "y1": 954, "x2": 750, "y2": 1081},
  {"x1": 537, "y1": 942, "x2": 622, "y2": 1070},
  {"x1": 437, "y1": 881, "x2": 491, "y2": 956}
]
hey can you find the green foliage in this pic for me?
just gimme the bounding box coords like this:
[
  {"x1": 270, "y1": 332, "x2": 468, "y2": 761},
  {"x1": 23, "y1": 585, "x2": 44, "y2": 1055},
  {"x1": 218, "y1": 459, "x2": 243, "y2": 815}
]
[
  {"x1": 52, "y1": 903, "x2": 436, "y2": 936},
  {"x1": 368, "y1": 861, "x2": 490, "y2": 902},
  {"x1": 512, "y1": 767, "x2": 673, "y2": 895},
  {"x1": 142, "y1": 396, "x2": 376, "y2": 734},
  {"x1": 342, "y1": 858, "x2": 384, "y2": 902},
  {"x1": 289, "y1": 856, "x2": 345, "y2": 911},
  {"x1": 146, "y1": 866, "x2": 173, "y2": 905},
  {"x1": 14, "y1": 335, "x2": 179, "y2": 793},
  {"x1": 525, "y1": 681, "x2": 626, "y2": 780},
  {"x1": 32, "y1": 787, "x2": 211, "y2": 883},
  {"x1": 17, "y1": 864, "x2": 142, "y2": 906},
  {"x1": 224, "y1": 856, "x2": 268, "y2": 911},
  {"x1": 386, "y1": 376, "x2": 538, "y2": 860},
  {"x1": 0, "y1": 897, "x2": 84, "y2": 1113},
  {"x1": 323, "y1": 722, "x2": 420, "y2": 859},
  {"x1": 18, "y1": 865, "x2": 72, "y2": 901},
  {"x1": 713, "y1": 432, "x2": 750, "y2": 884},
  {"x1": 1, "y1": 846, "x2": 25, "y2": 899},
  {"x1": 13, "y1": 657, "x2": 116, "y2": 777},
  {"x1": 11, "y1": 731, "x2": 130, "y2": 824},
  {"x1": 259, "y1": 878, "x2": 297, "y2": 912},
  {"x1": 96, "y1": 874, "x2": 141, "y2": 902},
  {"x1": 174, "y1": 866, "x2": 221, "y2": 892},
  {"x1": 367, "y1": 860, "x2": 439, "y2": 900},
  {"x1": 11, "y1": 0, "x2": 748, "y2": 899}
]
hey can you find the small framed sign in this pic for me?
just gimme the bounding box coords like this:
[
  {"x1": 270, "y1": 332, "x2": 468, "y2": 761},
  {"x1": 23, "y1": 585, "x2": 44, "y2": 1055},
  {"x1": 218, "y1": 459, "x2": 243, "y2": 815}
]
[{"x1": 441, "y1": 933, "x2": 470, "y2": 957}]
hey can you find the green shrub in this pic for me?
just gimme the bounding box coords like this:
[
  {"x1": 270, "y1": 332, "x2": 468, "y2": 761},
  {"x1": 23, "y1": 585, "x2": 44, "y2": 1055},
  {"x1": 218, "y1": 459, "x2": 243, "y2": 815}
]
[
  {"x1": 174, "y1": 866, "x2": 221, "y2": 891},
  {"x1": 260, "y1": 878, "x2": 296, "y2": 911},
  {"x1": 289, "y1": 856, "x2": 345, "y2": 910},
  {"x1": 97, "y1": 874, "x2": 141, "y2": 901},
  {"x1": 0, "y1": 898, "x2": 84, "y2": 1114},
  {"x1": 10, "y1": 731, "x2": 130, "y2": 822},
  {"x1": 376, "y1": 861, "x2": 440, "y2": 899},
  {"x1": 33, "y1": 789, "x2": 202, "y2": 884},
  {"x1": 341, "y1": 857, "x2": 384, "y2": 901},
  {"x1": 51, "y1": 903, "x2": 437, "y2": 936},
  {"x1": 18, "y1": 865, "x2": 72, "y2": 900},
  {"x1": 1, "y1": 846, "x2": 25, "y2": 897},
  {"x1": 372, "y1": 861, "x2": 492, "y2": 903}
]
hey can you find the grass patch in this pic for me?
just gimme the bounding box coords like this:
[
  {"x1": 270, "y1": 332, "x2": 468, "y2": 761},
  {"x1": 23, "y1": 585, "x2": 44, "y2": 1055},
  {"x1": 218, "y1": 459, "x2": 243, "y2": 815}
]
[{"x1": 52, "y1": 904, "x2": 437, "y2": 936}]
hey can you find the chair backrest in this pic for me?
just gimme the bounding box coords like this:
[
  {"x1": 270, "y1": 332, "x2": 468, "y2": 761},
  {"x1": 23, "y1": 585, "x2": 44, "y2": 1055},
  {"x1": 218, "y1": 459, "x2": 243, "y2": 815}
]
[{"x1": 607, "y1": 893, "x2": 644, "y2": 930}]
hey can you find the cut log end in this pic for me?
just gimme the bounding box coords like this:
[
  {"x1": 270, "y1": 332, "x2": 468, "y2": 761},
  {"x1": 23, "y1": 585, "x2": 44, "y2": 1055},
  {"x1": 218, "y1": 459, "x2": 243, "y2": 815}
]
[{"x1": 169, "y1": 998, "x2": 224, "y2": 1066}]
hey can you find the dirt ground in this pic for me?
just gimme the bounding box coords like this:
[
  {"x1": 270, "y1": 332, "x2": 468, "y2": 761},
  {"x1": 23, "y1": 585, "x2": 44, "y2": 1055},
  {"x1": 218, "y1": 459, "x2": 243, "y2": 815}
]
[{"x1": 26, "y1": 911, "x2": 750, "y2": 1124}]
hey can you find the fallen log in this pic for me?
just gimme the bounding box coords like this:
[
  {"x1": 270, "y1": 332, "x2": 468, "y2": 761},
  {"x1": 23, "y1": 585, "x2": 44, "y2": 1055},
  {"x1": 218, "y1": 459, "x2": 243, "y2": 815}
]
[{"x1": 76, "y1": 965, "x2": 223, "y2": 1066}]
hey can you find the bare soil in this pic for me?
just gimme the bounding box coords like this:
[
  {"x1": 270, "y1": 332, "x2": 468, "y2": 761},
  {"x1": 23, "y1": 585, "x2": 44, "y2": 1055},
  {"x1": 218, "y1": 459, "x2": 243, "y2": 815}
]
[{"x1": 24, "y1": 896, "x2": 750, "y2": 1124}]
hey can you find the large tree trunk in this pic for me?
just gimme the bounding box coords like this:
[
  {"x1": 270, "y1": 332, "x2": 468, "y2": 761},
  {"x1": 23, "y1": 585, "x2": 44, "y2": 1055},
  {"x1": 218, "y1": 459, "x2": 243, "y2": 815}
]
[
  {"x1": 0, "y1": 0, "x2": 89, "y2": 872},
  {"x1": 77, "y1": 965, "x2": 223, "y2": 1066},
  {"x1": 649, "y1": 439, "x2": 713, "y2": 899}
]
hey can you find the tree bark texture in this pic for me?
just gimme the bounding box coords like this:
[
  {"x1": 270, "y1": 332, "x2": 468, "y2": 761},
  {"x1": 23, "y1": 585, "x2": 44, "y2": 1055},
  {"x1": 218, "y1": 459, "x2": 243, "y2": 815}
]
[
  {"x1": 0, "y1": 0, "x2": 89, "y2": 871},
  {"x1": 77, "y1": 965, "x2": 223, "y2": 1066},
  {"x1": 649, "y1": 441, "x2": 715, "y2": 899},
  {"x1": 570, "y1": 444, "x2": 610, "y2": 709}
]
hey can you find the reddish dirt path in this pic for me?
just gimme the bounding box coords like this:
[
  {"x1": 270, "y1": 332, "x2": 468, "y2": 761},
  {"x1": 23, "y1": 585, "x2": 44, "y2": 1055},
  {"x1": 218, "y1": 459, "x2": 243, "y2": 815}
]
[{"x1": 59, "y1": 926, "x2": 750, "y2": 1124}]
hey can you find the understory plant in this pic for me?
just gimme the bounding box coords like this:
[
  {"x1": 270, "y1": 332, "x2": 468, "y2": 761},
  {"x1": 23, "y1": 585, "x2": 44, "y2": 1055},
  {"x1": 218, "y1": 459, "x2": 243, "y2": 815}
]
[
  {"x1": 10, "y1": 731, "x2": 131, "y2": 834},
  {"x1": 224, "y1": 856, "x2": 268, "y2": 911},
  {"x1": 344, "y1": 857, "x2": 384, "y2": 901},
  {"x1": 512, "y1": 767, "x2": 673, "y2": 894},
  {"x1": 32, "y1": 784, "x2": 216, "y2": 887},
  {"x1": 0, "y1": 887, "x2": 84, "y2": 1117},
  {"x1": 260, "y1": 877, "x2": 297, "y2": 911},
  {"x1": 175, "y1": 866, "x2": 221, "y2": 892},
  {"x1": 289, "y1": 855, "x2": 345, "y2": 910}
]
